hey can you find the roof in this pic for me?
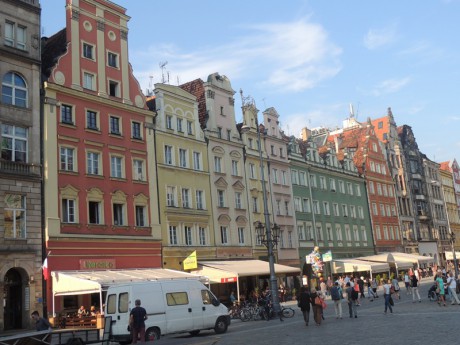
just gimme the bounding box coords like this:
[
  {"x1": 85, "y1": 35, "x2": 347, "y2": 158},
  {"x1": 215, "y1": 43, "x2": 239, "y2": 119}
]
[
  {"x1": 390, "y1": 252, "x2": 435, "y2": 265},
  {"x1": 51, "y1": 268, "x2": 206, "y2": 296},
  {"x1": 180, "y1": 78, "x2": 207, "y2": 129},
  {"x1": 356, "y1": 253, "x2": 413, "y2": 270},
  {"x1": 332, "y1": 259, "x2": 389, "y2": 274},
  {"x1": 41, "y1": 28, "x2": 67, "y2": 78}
]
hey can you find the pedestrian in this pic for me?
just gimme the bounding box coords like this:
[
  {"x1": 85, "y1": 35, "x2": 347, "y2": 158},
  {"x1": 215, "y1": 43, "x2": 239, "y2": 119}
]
[
  {"x1": 278, "y1": 284, "x2": 286, "y2": 303},
  {"x1": 31, "y1": 311, "x2": 52, "y2": 331},
  {"x1": 320, "y1": 280, "x2": 327, "y2": 297},
  {"x1": 358, "y1": 276, "x2": 365, "y2": 299},
  {"x1": 404, "y1": 272, "x2": 412, "y2": 294},
  {"x1": 383, "y1": 279, "x2": 393, "y2": 314},
  {"x1": 298, "y1": 286, "x2": 311, "y2": 326},
  {"x1": 366, "y1": 277, "x2": 375, "y2": 300},
  {"x1": 411, "y1": 274, "x2": 421, "y2": 303},
  {"x1": 345, "y1": 282, "x2": 357, "y2": 318},
  {"x1": 435, "y1": 271, "x2": 447, "y2": 307},
  {"x1": 446, "y1": 272, "x2": 460, "y2": 305},
  {"x1": 310, "y1": 288, "x2": 323, "y2": 326},
  {"x1": 353, "y1": 278, "x2": 361, "y2": 306},
  {"x1": 130, "y1": 299, "x2": 148, "y2": 344},
  {"x1": 391, "y1": 276, "x2": 401, "y2": 300},
  {"x1": 326, "y1": 276, "x2": 333, "y2": 295},
  {"x1": 330, "y1": 281, "x2": 343, "y2": 319},
  {"x1": 371, "y1": 277, "x2": 379, "y2": 298}
]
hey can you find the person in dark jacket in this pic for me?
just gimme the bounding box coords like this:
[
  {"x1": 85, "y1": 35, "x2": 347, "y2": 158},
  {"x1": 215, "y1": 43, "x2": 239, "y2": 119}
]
[
  {"x1": 298, "y1": 286, "x2": 311, "y2": 326},
  {"x1": 130, "y1": 299, "x2": 148, "y2": 344},
  {"x1": 31, "y1": 311, "x2": 51, "y2": 331}
]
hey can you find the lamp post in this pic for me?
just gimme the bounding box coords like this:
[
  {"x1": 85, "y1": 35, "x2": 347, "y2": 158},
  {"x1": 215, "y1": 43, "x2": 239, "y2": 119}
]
[
  {"x1": 450, "y1": 231, "x2": 458, "y2": 279},
  {"x1": 240, "y1": 92, "x2": 281, "y2": 318}
]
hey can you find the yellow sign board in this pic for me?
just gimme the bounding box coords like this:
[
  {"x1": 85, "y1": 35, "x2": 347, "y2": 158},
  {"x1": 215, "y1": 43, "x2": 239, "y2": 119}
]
[{"x1": 183, "y1": 250, "x2": 197, "y2": 270}]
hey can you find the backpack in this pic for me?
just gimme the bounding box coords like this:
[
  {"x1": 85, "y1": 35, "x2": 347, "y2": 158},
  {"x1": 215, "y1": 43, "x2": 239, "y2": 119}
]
[{"x1": 330, "y1": 286, "x2": 340, "y2": 301}]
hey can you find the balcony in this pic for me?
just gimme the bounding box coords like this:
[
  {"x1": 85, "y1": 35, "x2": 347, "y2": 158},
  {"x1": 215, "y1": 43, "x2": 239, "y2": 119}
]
[{"x1": 0, "y1": 160, "x2": 41, "y2": 177}]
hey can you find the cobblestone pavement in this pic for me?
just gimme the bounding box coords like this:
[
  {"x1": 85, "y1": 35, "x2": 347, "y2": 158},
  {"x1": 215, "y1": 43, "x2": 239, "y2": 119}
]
[{"x1": 161, "y1": 279, "x2": 460, "y2": 345}]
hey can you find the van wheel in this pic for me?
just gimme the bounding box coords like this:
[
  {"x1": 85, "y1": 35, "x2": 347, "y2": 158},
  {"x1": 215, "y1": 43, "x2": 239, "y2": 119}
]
[
  {"x1": 189, "y1": 330, "x2": 200, "y2": 336},
  {"x1": 145, "y1": 327, "x2": 161, "y2": 341},
  {"x1": 214, "y1": 317, "x2": 228, "y2": 334}
]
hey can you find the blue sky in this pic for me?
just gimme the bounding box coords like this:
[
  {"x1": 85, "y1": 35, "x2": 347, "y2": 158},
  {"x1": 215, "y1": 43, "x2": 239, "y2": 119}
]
[{"x1": 42, "y1": 0, "x2": 460, "y2": 163}]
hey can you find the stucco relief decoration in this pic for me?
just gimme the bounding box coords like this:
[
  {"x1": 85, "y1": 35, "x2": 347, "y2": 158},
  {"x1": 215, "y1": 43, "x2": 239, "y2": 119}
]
[
  {"x1": 54, "y1": 71, "x2": 65, "y2": 85},
  {"x1": 97, "y1": 20, "x2": 105, "y2": 31},
  {"x1": 31, "y1": 34, "x2": 39, "y2": 49},
  {"x1": 108, "y1": 31, "x2": 116, "y2": 41},
  {"x1": 72, "y1": 9, "x2": 80, "y2": 21},
  {"x1": 134, "y1": 95, "x2": 144, "y2": 108},
  {"x1": 120, "y1": 30, "x2": 128, "y2": 40},
  {"x1": 83, "y1": 21, "x2": 92, "y2": 32}
]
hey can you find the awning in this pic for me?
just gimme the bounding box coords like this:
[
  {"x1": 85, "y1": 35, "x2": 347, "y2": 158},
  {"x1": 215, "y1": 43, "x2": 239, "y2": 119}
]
[
  {"x1": 192, "y1": 259, "x2": 300, "y2": 283},
  {"x1": 445, "y1": 251, "x2": 460, "y2": 260},
  {"x1": 52, "y1": 268, "x2": 207, "y2": 297},
  {"x1": 332, "y1": 259, "x2": 389, "y2": 274},
  {"x1": 390, "y1": 252, "x2": 435, "y2": 265},
  {"x1": 356, "y1": 253, "x2": 413, "y2": 270}
]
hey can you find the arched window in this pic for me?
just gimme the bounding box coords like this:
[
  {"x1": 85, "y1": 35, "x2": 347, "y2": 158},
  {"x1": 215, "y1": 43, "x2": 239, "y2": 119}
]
[{"x1": 2, "y1": 72, "x2": 27, "y2": 107}]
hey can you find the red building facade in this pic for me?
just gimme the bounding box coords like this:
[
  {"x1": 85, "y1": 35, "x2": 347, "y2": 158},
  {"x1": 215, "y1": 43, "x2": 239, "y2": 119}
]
[{"x1": 42, "y1": 0, "x2": 160, "y2": 315}]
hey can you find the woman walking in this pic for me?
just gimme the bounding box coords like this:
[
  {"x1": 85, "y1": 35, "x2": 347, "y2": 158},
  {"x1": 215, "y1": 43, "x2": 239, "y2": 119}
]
[
  {"x1": 310, "y1": 288, "x2": 323, "y2": 326},
  {"x1": 383, "y1": 279, "x2": 393, "y2": 314},
  {"x1": 436, "y1": 271, "x2": 447, "y2": 306}
]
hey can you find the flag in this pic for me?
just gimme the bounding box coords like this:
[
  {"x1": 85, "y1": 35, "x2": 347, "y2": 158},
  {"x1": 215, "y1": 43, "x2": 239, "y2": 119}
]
[
  {"x1": 42, "y1": 257, "x2": 50, "y2": 281},
  {"x1": 183, "y1": 251, "x2": 197, "y2": 270}
]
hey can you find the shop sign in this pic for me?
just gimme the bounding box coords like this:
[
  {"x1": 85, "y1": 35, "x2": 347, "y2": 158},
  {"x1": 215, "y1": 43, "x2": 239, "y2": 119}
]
[{"x1": 80, "y1": 259, "x2": 116, "y2": 270}]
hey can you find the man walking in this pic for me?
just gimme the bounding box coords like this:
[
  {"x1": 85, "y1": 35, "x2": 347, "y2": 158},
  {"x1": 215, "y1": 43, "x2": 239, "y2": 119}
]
[
  {"x1": 330, "y1": 282, "x2": 342, "y2": 319},
  {"x1": 130, "y1": 299, "x2": 148, "y2": 344},
  {"x1": 446, "y1": 272, "x2": 460, "y2": 305},
  {"x1": 298, "y1": 287, "x2": 311, "y2": 326},
  {"x1": 346, "y1": 282, "x2": 357, "y2": 318},
  {"x1": 411, "y1": 274, "x2": 421, "y2": 302}
]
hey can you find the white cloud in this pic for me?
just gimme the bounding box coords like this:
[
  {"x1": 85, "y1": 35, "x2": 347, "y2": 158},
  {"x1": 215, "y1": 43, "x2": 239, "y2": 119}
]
[
  {"x1": 132, "y1": 18, "x2": 342, "y2": 93},
  {"x1": 363, "y1": 24, "x2": 397, "y2": 50},
  {"x1": 371, "y1": 77, "x2": 411, "y2": 96}
]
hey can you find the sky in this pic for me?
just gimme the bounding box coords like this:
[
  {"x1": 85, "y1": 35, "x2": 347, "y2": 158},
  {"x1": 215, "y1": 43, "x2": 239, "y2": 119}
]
[{"x1": 42, "y1": 0, "x2": 460, "y2": 163}]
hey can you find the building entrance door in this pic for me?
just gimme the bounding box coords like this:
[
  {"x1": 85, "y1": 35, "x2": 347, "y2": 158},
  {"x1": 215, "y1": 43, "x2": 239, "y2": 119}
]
[{"x1": 3, "y1": 269, "x2": 23, "y2": 330}]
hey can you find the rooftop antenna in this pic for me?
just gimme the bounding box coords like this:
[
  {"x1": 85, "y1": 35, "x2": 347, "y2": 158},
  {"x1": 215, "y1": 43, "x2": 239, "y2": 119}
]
[
  {"x1": 159, "y1": 61, "x2": 168, "y2": 83},
  {"x1": 349, "y1": 103, "x2": 354, "y2": 118},
  {"x1": 176, "y1": 76, "x2": 181, "y2": 86},
  {"x1": 167, "y1": 71, "x2": 170, "y2": 84},
  {"x1": 262, "y1": 97, "x2": 267, "y2": 109}
]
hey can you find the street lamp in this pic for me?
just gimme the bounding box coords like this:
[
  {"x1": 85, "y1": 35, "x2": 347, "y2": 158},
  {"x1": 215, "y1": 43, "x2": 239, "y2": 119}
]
[
  {"x1": 450, "y1": 231, "x2": 458, "y2": 279},
  {"x1": 240, "y1": 92, "x2": 282, "y2": 318}
]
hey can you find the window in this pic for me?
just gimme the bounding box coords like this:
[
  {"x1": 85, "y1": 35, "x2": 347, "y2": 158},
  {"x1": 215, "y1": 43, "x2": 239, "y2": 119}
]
[
  {"x1": 61, "y1": 104, "x2": 73, "y2": 124},
  {"x1": 323, "y1": 201, "x2": 330, "y2": 215},
  {"x1": 377, "y1": 183, "x2": 382, "y2": 195},
  {"x1": 285, "y1": 201, "x2": 290, "y2": 215},
  {"x1": 376, "y1": 164, "x2": 381, "y2": 174},
  {"x1": 5, "y1": 22, "x2": 26, "y2": 50},
  {"x1": 372, "y1": 142, "x2": 378, "y2": 152},
  {"x1": 281, "y1": 171, "x2": 287, "y2": 185},
  {"x1": 133, "y1": 159, "x2": 144, "y2": 181},
  {"x1": 350, "y1": 205, "x2": 356, "y2": 218},
  {"x1": 227, "y1": 129, "x2": 231, "y2": 140},
  {"x1": 1, "y1": 124, "x2": 27, "y2": 162},
  {"x1": 326, "y1": 226, "x2": 333, "y2": 242},
  {"x1": 134, "y1": 205, "x2": 146, "y2": 227},
  {"x1": 87, "y1": 152, "x2": 100, "y2": 175},
  {"x1": 358, "y1": 206, "x2": 364, "y2": 219},
  {"x1": 187, "y1": 121, "x2": 193, "y2": 135},
  {"x1": 109, "y1": 80, "x2": 119, "y2": 97},
  {"x1": 333, "y1": 203, "x2": 340, "y2": 216},
  {"x1": 2, "y1": 72, "x2": 27, "y2": 107},
  {"x1": 88, "y1": 201, "x2": 101, "y2": 224},
  {"x1": 199, "y1": 227, "x2": 206, "y2": 245},
  {"x1": 166, "y1": 115, "x2": 172, "y2": 129},
  {"x1": 276, "y1": 200, "x2": 281, "y2": 215},
  {"x1": 107, "y1": 52, "x2": 118, "y2": 68},
  {"x1": 184, "y1": 226, "x2": 192, "y2": 245},
  {"x1": 299, "y1": 172, "x2": 307, "y2": 186},
  {"x1": 369, "y1": 181, "x2": 375, "y2": 194},
  {"x1": 313, "y1": 200, "x2": 320, "y2": 214},
  {"x1": 383, "y1": 226, "x2": 389, "y2": 240},
  {"x1": 164, "y1": 145, "x2": 173, "y2": 165},
  {"x1": 232, "y1": 160, "x2": 239, "y2": 176},
  {"x1": 4, "y1": 194, "x2": 26, "y2": 238},
  {"x1": 298, "y1": 224, "x2": 305, "y2": 240},
  {"x1": 167, "y1": 186, "x2": 176, "y2": 207},
  {"x1": 342, "y1": 204, "x2": 348, "y2": 217},
  {"x1": 214, "y1": 156, "x2": 222, "y2": 173},
  {"x1": 179, "y1": 149, "x2": 188, "y2": 168},
  {"x1": 110, "y1": 116, "x2": 121, "y2": 135},
  {"x1": 375, "y1": 225, "x2": 381, "y2": 240},
  {"x1": 294, "y1": 197, "x2": 302, "y2": 212},
  {"x1": 347, "y1": 182, "x2": 353, "y2": 195},
  {"x1": 62, "y1": 198, "x2": 76, "y2": 223},
  {"x1": 182, "y1": 188, "x2": 190, "y2": 208},
  {"x1": 288, "y1": 231, "x2": 293, "y2": 248},
  {"x1": 380, "y1": 204, "x2": 386, "y2": 217},
  {"x1": 330, "y1": 178, "x2": 336, "y2": 191},
  {"x1": 235, "y1": 192, "x2": 242, "y2": 209},
  {"x1": 83, "y1": 43, "x2": 94, "y2": 59},
  {"x1": 218, "y1": 190, "x2": 225, "y2": 207},
  {"x1": 345, "y1": 226, "x2": 351, "y2": 242},
  {"x1": 110, "y1": 156, "x2": 123, "y2": 178},
  {"x1": 193, "y1": 152, "x2": 201, "y2": 170},
  {"x1": 355, "y1": 184, "x2": 361, "y2": 196},
  {"x1": 386, "y1": 205, "x2": 391, "y2": 217},
  {"x1": 302, "y1": 198, "x2": 311, "y2": 213},
  {"x1": 319, "y1": 176, "x2": 326, "y2": 190},
  {"x1": 249, "y1": 163, "x2": 255, "y2": 178},
  {"x1": 132, "y1": 121, "x2": 142, "y2": 139},
  {"x1": 391, "y1": 205, "x2": 397, "y2": 216},
  {"x1": 86, "y1": 110, "x2": 98, "y2": 130},
  {"x1": 177, "y1": 118, "x2": 183, "y2": 132},
  {"x1": 196, "y1": 190, "x2": 204, "y2": 209},
  {"x1": 169, "y1": 225, "x2": 178, "y2": 245},
  {"x1": 248, "y1": 138, "x2": 253, "y2": 149},
  {"x1": 238, "y1": 227, "x2": 245, "y2": 245},
  {"x1": 389, "y1": 226, "x2": 394, "y2": 240},
  {"x1": 217, "y1": 127, "x2": 222, "y2": 139},
  {"x1": 220, "y1": 226, "x2": 228, "y2": 244},
  {"x1": 60, "y1": 147, "x2": 74, "y2": 171},
  {"x1": 361, "y1": 226, "x2": 368, "y2": 242},
  {"x1": 335, "y1": 224, "x2": 343, "y2": 241},
  {"x1": 353, "y1": 226, "x2": 359, "y2": 241},
  {"x1": 252, "y1": 197, "x2": 259, "y2": 213},
  {"x1": 83, "y1": 72, "x2": 95, "y2": 90},
  {"x1": 113, "y1": 203, "x2": 124, "y2": 225},
  {"x1": 272, "y1": 168, "x2": 278, "y2": 183},
  {"x1": 378, "y1": 121, "x2": 383, "y2": 129},
  {"x1": 338, "y1": 180, "x2": 345, "y2": 193},
  {"x1": 271, "y1": 145, "x2": 275, "y2": 155}
]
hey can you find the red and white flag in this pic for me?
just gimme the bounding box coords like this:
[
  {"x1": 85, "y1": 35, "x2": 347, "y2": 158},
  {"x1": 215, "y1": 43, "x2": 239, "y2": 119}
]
[{"x1": 42, "y1": 257, "x2": 50, "y2": 281}]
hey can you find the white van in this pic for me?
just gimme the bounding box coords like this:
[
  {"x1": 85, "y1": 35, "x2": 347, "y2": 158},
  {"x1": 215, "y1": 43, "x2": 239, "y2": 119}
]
[{"x1": 105, "y1": 278, "x2": 230, "y2": 342}]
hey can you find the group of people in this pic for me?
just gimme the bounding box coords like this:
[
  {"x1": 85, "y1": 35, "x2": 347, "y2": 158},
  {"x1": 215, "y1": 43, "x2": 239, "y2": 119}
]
[{"x1": 77, "y1": 305, "x2": 100, "y2": 317}]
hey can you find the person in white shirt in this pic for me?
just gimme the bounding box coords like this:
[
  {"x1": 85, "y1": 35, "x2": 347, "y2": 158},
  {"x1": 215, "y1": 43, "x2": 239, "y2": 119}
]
[
  {"x1": 404, "y1": 273, "x2": 411, "y2": 295},
  {"x1": 446, "y1": 272, "x2": 460, "y2": 305},
  {"x1": 383, "y1": 280, "x2": 393, "y2": 314}
]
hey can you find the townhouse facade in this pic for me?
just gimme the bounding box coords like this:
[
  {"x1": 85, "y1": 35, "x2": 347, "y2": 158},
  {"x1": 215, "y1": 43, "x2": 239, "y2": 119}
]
[
  {"x1": 440, "y1": 160, "x2": 460, "y2": 250},
  {"x1": 42, "y1": 0, "x2": 160, "y2": 314},
  {"x1": 289, "y1": 129, "x2": 374, "y2": 276},
  {"x1": 0, "y1": 0, "x2": 42, "y2": 331},
  {"x1": 150, "y1": 83, "x2": 213, "y2": 270},
  {"x1": 439, "y1": 165, "x2": 460, "y2": 253}
]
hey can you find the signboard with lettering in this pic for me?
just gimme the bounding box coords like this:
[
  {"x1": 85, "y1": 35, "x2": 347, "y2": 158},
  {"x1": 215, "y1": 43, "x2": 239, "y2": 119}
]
[
  {"x1": 221, "y1": 277, "x2": 238, "y2": 283},
  {"x1": 183, "y1": 251, "x2": 197, "y2": 270},
  {"x1": 322, "y1": 250, "x2": 332, "y2": 262},
  {"x1": 80, "y1": 259, "x2": 116, "y2": 270}
]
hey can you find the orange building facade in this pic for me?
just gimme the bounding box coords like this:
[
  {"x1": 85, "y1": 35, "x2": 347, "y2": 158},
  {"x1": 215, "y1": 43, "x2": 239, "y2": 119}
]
[{"x1": 42, "y1": 0, "x2": 161, "y2": 315}]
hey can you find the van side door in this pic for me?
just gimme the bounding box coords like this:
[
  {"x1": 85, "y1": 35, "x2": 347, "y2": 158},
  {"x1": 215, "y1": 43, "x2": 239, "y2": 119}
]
[
  {"x1": 162, "y1": 284, "x2": 194, "y2": 333},
  {"x1": 200, "y1": 289, "x2": 221, "y2": 328},
  {"x1": 106, "y1": 290, "x2": 130, "y2": 336}
]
